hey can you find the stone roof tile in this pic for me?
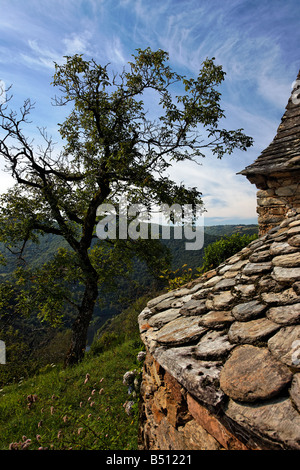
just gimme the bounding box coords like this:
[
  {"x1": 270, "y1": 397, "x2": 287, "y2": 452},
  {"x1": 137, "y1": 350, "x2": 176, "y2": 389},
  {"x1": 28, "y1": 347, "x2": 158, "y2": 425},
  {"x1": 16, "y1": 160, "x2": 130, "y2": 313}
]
[
  {"x1": 138, "y1": 208, "x2": 300, "y2": 449},
  {"x1": 239, "y1": 70, "x2": 300, "y2": 178}
]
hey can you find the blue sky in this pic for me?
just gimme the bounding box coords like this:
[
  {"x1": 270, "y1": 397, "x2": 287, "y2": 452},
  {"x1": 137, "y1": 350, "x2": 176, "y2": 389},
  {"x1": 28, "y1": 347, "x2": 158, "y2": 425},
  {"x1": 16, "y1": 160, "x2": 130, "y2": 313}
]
[{"x1": 0, "y1": 0, "x2": 300, "y2": 225}]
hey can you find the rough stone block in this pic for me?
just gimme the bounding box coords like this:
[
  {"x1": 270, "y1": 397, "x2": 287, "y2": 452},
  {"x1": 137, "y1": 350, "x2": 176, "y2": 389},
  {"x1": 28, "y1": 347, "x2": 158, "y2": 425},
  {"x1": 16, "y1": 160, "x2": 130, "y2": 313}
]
[{"x1": 187, "y1": 394, "x2": 249, "y2": 450}]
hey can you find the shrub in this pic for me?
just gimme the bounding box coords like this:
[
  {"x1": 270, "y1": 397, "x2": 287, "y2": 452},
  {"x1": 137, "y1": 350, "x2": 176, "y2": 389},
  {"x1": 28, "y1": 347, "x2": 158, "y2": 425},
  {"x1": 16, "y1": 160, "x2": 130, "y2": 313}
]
[{"x1": 200, "y1": 232, "x2": 258, "y2": 273}]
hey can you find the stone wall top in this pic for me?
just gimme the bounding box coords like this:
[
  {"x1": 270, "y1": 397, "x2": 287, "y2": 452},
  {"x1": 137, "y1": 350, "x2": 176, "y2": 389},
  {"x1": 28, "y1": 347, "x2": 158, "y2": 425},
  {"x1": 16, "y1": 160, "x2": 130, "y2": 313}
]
[{"x1": 138, "y1": 209, "x2": 300, "y2": 450}]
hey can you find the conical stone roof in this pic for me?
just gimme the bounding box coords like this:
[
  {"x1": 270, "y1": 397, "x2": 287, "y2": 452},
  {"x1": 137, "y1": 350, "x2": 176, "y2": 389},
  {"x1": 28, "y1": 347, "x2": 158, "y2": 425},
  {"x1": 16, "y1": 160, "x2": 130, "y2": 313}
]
[
  {"x1": 240, "y1": 70, "x2": 300, "y2": 181},
  {"x1": 138, "y1": 209, "x2": 300, "y2": 450}
]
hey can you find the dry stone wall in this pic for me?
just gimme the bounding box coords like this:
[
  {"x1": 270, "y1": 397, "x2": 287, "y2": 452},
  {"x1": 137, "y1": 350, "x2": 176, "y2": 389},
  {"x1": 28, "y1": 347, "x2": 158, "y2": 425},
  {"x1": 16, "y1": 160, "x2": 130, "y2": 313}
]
[
  {"x1": 256, "y1": 172, "x2": 300, "y2": 235},
  {"x1": 138, "y1": 353, "x2": 253, "y2": 450},
  {"x1": 138, "y1": 209, "x2": 300, "y2": 451}
]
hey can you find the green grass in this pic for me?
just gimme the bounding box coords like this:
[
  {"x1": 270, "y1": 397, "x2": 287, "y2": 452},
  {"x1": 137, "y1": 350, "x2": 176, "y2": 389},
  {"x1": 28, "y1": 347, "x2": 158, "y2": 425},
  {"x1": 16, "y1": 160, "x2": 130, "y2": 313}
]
[{"x1": 0, "y1": 335, "x2": 144, "y2": 450}]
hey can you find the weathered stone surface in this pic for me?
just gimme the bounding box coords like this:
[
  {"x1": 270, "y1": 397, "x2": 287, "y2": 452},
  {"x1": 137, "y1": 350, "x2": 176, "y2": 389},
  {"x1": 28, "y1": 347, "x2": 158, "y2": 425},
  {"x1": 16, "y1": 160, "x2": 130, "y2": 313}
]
[
  {"x1": 203, "y1": 275, "x2": 222, "y2": 288},
  {"x1": 154, "y1": 346, "x2": 224, "y2": 407},
  {"x1": 213, "y1": 278, "x2": 236, "y2": 291},
  {"x1": 293, "y1": 281, "x2": 300, "y2": 294},
  {"x1": 173, "y1": 287, "x2": 192, "y2": 297},
  {"x1": 257, "y1": 196, "x2": 285, "y2": 206},
  {"x1": 179, "y1": 298, "x2": 207, "y2": 316},
  {"x1": 187, "y1": 394, "x2": 249, "y2": 450},
  {"x1": 267, "y1": 303, "x2": 300, "y2": 325},
  {"x1": 220, "y1": 345, "x2": 292, "y2": 402},
  {"x1": 276, "y1": 186, "x2": 299, "y2": 197},
  {"x1": 198, "y1": 310, "x2": 234, "y2": 329},
  {"x1": 223, "y1": 270, "x2": 239, "y2": 279},
  {"x1": 152, "y1": 416, "x2": 188, "y2": 450},
  {"x1": 273, "y1": 266, "x2": 300, "y2": 282},
  {"x1": 138, "y1": 307, "x2": 154, "y2": 333},
  {"x1": 270, "y1": 241, "x2": 298, "y2": 255},
  {"x1": 170, "y1": 295, "x2": 193, "y2": 309},
  {"x1": 272, "y1": 252, "x2": 300, "y2": 267},
  {"x1": 257, "y1": 276, "x2": 280, "y2": 292},
  {"x1": 195, "y1": 330, "x2": 234, "y2": 360},
  {"x1": 233, "y1": 283, "x2": 256, "y2": 297},
  {"x1": 151, "y1": 298, "x2": 174, "y2": 312},
  {"x1": 268, "y1": 325, "x2": 300, "y2": 369},
  {"x1": 227, "y1": 259, "x2": 249, "y2": 272},
  {"x1": 289, "y1": 219, "x2": 300, "y2": 227},
  {"x1": 209, "y1": 290, "x2": 235, "y2": 310},
  {"x1": 232, "y1": 300, "x2": 266, "y2": 321},
  {"x1": 192, "y1": 287, "x2": 212, "y2": 300},
  {"x1": 248, "y1": 239, "x2": 265, "y2": 251},
  {"x1": 188, "y1": 282, "x2": 205, "y2": 295},
  {"x1": 290, "y1": 374, "x2": 300, "y2": 412},
  {"x1": 147, "y1": 292, "x2": 175, "y2": 309},
  {"x1": 227, "y1": 253, "x2": 243, "y2": 264},
  {"x1": 287, "y1": 225, "x2": 300, "y2": 235},
  {"x1": 261, "y1": 287, "x2": 299, "y2": 305},
  {"x1": 226, "y1": 397, "x2": 300, "y2": 450},
  {"x1": 249, "y1": 250, "x2": 272, "y2": 263},
  {"x1": 140, "y1": 329, "x2": 160, "y2": 354},
  {"x1": 217, "y1": 264, "x2": 232, "y2": 275},
  {"x1": 228, "y1": 318, "x2": 279, "y2": 344},
  {"x1": 148, "y1": 308, "x2": 181, "y2": 329},
  {"x1": 179, "y1": 419, "x2": 222, "y2": 450},
  {"x1": 288, "y1": 234, "x2": 300, "y2": 246},
  {"x1": 155, "y1": 316, "x2": 206, "y2": 346},
  {"x1": 242, "y1": 262, "x2": 272, "y2": 275}
]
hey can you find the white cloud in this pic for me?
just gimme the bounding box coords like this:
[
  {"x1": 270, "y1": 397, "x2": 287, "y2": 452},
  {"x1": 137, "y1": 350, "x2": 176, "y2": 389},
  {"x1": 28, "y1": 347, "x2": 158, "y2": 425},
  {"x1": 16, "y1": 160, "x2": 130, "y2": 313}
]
[
  {"x1": 104, "y1": 36, "x2": 127, "y2": 65},
  {"x1": 21, "y1": 40, "x2": 62, "y2": 70},
  {"x1": 165, "y1": 155, "x2": 257, "y2": 224},
  {"x1": 63, "y1": 31, "x2": 92, "y2": 56}
]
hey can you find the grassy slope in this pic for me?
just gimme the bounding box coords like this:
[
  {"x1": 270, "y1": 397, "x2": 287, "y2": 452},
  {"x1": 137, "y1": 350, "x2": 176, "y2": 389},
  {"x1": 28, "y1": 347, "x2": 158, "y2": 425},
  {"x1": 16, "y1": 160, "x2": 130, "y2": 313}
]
[
  {"x1": 0, "y1": 225, "x2": 259, "y2": 450},
  {"x1": 0, "y1": 297, "x2": 149, "y2": 451}
]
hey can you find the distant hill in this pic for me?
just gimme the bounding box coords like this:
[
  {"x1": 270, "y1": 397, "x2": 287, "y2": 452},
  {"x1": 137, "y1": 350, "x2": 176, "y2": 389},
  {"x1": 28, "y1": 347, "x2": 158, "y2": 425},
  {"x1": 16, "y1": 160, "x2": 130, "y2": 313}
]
[
  {"x1": 0, "y1": 223, "x2": 258, "y2": 276},
  {"x1": 0, "y1": 223, "x2": 258, "y2": 341}
]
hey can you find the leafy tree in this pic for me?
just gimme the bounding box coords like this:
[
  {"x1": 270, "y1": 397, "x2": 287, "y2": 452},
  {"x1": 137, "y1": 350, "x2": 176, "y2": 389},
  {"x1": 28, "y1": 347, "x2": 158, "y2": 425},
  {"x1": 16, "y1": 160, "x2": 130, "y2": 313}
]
[{"x1": 0, "y1": 48, "x2": 253, "y2": 365}]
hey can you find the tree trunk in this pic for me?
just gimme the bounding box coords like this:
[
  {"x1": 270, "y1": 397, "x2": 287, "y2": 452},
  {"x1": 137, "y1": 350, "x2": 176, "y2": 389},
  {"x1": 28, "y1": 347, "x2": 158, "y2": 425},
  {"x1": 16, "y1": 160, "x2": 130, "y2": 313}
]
[{"x1": 64, "y1": 277, "x2": 98, "y2": 366}]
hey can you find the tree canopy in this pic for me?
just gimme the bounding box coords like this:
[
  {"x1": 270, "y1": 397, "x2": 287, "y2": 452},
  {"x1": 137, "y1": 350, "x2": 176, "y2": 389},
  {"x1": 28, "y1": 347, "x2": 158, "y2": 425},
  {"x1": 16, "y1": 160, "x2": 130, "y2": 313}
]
[{"x1": 0, "y1": 48, "x2": 253, "y2": 365}]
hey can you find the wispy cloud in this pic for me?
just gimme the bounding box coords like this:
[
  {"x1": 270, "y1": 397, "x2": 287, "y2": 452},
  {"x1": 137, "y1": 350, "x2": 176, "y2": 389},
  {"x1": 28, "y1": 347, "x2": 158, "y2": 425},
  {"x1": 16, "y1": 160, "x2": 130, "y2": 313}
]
[
  {"x1": 63, "y1": 31, "x2": 93, "y2": 56},
  {"x1": 166, "y1": 156, "x2": 257, "y2": 223},
  {"x1": 104, "y1": 36, "x2": 127, "y2": 66},
  {"x1": 0, "y1": 0, "x2": 299, "y2": 224},
  {"x1": 20, "y1": 40, "x2": 61, "y2": 70}
]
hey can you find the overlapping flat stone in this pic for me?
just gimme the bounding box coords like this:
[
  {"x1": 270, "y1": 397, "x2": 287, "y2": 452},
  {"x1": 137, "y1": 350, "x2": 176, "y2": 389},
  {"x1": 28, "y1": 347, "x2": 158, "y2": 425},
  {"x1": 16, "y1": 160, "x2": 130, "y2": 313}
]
[
  {"x1": 179, "y1": 298, "x2": 207, "y2": 316},
  {"x1": 153, "y1": 346, "x2": 224, "y2": 408},
  {"x1": 195, "y1": 330, "x2": 234, "y2": 360},
  {"x1": 226, "y1": 397, "x2": 300, "y2": 450},
  {"x1": 154, "y1": 316, "x2": 206, "y2": 346},
  {"x1": 148, "y1": 308, "x2": 181, "y2": 329},
  {"x1": 267, "y1": 303, "x2": 300, "y2": 325},
  {"x1": 228, "y1": 318, "x2": 280, "y2": 344},
  {"x1": 198, "y1": 310, "x2": 234, "y2": 329},
  {"x1": 138, "y1": 210, "x2": 300, "y2": 450},
  {"x1": 268, "y1": 325, "x2": 300, "y2": 369},
  {"x1": 232, "y1": 300, "x2": 266, "y2": 321},
  {"x1": 220, "y1": 345, "x2": 292, "y2": 402}
]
